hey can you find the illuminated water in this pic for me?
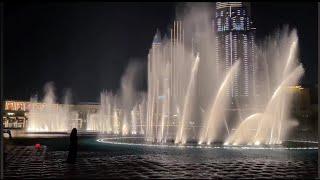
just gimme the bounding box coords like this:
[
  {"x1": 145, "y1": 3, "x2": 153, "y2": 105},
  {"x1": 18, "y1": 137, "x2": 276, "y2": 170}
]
[
  {"x1": 27, "y1": 4, "x2": 306, "y2": 147},
  {"x1": 27, "y1": 82, "x2": 71, "y2": 132}
]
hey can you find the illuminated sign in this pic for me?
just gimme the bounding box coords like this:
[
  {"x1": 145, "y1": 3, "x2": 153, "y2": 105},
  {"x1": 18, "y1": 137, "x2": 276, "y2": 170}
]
[
  {"x1": 4, "y1": 100, "x2": 74, "y2": 112},
  {"x1": 5, "y1": 101, "x2": 15, "y2": 111}
]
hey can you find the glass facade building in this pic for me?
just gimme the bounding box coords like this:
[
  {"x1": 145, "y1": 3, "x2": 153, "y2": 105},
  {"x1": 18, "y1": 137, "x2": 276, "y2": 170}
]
[{"x1": 215, "y1": 2, "x2": 256, "y2": 100}]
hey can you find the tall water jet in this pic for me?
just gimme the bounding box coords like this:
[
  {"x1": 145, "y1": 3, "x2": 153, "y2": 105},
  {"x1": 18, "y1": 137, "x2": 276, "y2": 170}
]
[
  {"x1": 113, "y1": 108, "x2": 120, "y2": 134},
  {"x1": 87, "y1": 113, "x2": 99, "y2": 131},
  {"x1": 131, "y1": 105, "x2": 137, "y2": 135},
  {"x1": 120, "y1": 61, "x2": 144, "y2": 135},
  {"x1": 62, "y1": 88, "x2": 72, "y2": 130},
  {"x1": 145, "y1": 3, "x2": 219, "y2": 143},
  {"x1": 199, "y1": 61, "x2": 240, "y2": 145},
  {"x1": 157, "y1": 63, "x2": 170, "y2": 142},
  {"x1": 138, "y1": 93, "x2": 147, "y2": 135},
  {"x1": 121, "y1": 113, "x2": 129, "y2": 135},
  {"x1": 175, "y1": 53, "x2": 200, "y2": 144},
  {"x1": 87, "y1": 90, "x2": 115, "y2": 133},
  {"x1": 105, "y1": 93, "x2": 113, "y2": 133},
  {"x1": 27, "y1": 82, "x2": 70, "y2": 132},
  {"x1": 138, "y1": 105, "x2": 145, "y2": 135}
]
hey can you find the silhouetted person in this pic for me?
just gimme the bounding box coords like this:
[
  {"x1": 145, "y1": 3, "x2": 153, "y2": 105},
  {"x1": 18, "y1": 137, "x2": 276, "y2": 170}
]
[
  {"x1": 67, "y1": 128, "x2": 78, "y2": 163},
  {"x1": 8, "y1": 129, "x2": 12, "y2": 139}
]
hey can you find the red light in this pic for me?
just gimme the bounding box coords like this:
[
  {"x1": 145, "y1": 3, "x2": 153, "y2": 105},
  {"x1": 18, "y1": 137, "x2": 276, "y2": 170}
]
[{"x1": 35, "y1": 144, "x2": 41, "y2": 150}]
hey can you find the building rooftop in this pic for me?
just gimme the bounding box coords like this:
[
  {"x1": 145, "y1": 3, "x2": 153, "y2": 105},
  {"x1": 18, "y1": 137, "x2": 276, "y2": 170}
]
[{"x1": 216, "y1": 2, "x2": 243, "y2": 9}]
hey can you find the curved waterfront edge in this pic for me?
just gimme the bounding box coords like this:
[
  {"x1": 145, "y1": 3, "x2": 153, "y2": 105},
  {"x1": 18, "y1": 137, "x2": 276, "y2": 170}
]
[{"x1": 96, "y1": 137, "x2": 318, "y2": 150}]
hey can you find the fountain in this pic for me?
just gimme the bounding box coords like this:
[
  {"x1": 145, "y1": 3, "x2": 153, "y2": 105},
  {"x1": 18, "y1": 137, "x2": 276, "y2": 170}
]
[
  {"x1": 27, "y1": 82, "x2": 71, "y2": 132},
  {"x1": 26, "y1": 4, "x2": 306, "y2": 148},
  {"x1": 86, "y1": 61, "x2": 146, "y2": 136},
  {"x1": 143, "y1": 5, "x2": 305, "y2": 146},
  {"x1": 198, "y1": 61, "x2": 240, "y2": 145},
  {"x1": 87, "y1": 91, "x2": 115, "y2": 133},
  {"x1": 225, "y1": 28, "x2": 304, "y2": 146},
  {"x1": 175, "y1": 53, "x2": 200, "y2": 144}
]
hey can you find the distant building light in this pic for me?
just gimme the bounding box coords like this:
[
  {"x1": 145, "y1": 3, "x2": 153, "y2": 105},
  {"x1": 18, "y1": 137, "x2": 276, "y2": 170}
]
[{"x1": 288, "y1": 85, "x2": 303, "y2": 90}]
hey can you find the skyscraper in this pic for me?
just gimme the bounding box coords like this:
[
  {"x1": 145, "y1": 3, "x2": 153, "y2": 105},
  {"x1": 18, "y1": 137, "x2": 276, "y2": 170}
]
[{"x1": 215, "y1": 2, "x2": 256, "y2": 101}]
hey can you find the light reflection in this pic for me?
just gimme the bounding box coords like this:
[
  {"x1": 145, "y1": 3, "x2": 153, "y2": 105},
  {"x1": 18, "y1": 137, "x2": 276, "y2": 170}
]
[{"x1": 97, "y1": 137, "x2": 318, "y2": 150}]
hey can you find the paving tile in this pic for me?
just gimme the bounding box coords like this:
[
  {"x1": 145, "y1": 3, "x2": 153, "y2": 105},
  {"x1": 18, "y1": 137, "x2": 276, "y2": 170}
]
[{"x1": 3, "y1": 146, "x2": 318, "y2": 179}]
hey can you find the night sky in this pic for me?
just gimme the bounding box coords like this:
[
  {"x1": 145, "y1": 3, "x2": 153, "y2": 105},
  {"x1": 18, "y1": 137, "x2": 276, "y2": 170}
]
[{"x1": 4, "y1": 2, "x2": 318, "y2": 103}]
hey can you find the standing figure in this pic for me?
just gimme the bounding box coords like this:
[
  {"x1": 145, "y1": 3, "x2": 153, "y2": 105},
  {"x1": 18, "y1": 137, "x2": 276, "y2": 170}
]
[{"x1": 66, "y1": 128, "x2": 78, "y2": 163}]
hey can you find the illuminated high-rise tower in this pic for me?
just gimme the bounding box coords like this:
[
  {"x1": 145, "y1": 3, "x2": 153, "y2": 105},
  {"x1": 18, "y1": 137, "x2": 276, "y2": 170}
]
[{"x1": 215, "y1": 2, "x2": 256, "y2": 100}]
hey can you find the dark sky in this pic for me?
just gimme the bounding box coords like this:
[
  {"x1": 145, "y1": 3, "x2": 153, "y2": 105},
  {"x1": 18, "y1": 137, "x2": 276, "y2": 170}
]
[{"x1": 4, "y1": 2, "x2": 318, "y2": 103}]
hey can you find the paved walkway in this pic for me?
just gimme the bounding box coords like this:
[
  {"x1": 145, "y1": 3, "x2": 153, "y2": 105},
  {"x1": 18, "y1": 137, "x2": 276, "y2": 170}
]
[{"x1": 4, "y1": 146, "x2": 318, "y2": 179}]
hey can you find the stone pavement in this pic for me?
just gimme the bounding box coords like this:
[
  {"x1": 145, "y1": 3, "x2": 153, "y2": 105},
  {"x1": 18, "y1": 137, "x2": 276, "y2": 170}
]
[{"x1": 4, "y1": 146, "x2": 318, "y2": 179}]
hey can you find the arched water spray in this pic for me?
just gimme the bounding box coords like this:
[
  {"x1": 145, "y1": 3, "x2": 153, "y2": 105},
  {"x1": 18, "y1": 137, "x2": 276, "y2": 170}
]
[
  {"x1": 225, "y1": 113, "x2": 263, "y2": 145},
  {"x1": 226, "y1": 31, "x2": 303, "y2": 146},
  {"x1": 199, "y1": 61, "x2": 240, "y2": 145},
  {"x1": 253, "y1": 65, "x2": 304, "y2": 145},
  {"x1": 175, "y1": 53, "x2": 200, "y2": 144},
  {"x1": 226, "y1": 65, "x2": 304, "y2": 145}
]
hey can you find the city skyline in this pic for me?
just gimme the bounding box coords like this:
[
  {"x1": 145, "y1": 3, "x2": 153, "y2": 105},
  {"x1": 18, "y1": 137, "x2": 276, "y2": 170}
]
[
  {"x1": 4, "y1": 2, "x2": 317, "y2": 102},
  {"x1": 215, "y1": 2, "x2": 256, "y2": 98},
  {"x1": 1, "y1": 3, "x2": 318, "y2": 179}
]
